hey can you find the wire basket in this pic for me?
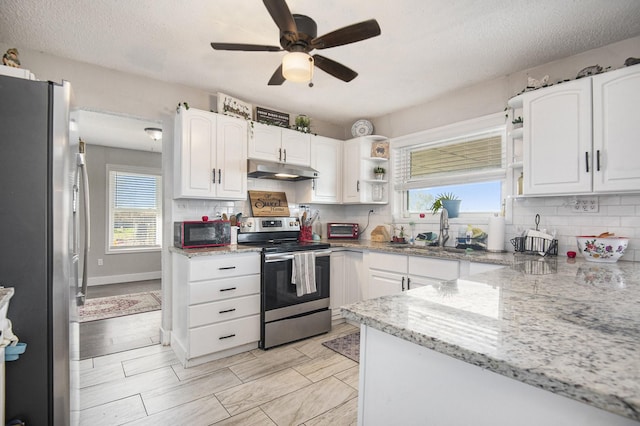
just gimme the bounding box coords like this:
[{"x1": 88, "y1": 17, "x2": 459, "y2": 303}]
[{"x1": 510, "y1": 236, "x2": 558, "y2": 256}]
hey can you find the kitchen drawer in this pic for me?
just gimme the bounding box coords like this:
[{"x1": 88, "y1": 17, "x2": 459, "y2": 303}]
[
  {"x1": 408, "y1": 256, "x2": 459, "y2": 280},
  {"x1": 189, "y1": 294, "x2": 260, "y2": 327},
  {"x1": 189, "y1": 314, "x2": 260, "y2": 358},
  {"x1": 189, "y1": 253, "x2": 260, "y2": 281},
  {"x1": 189, "y1": 274, "x2": 260, "y2": 304},
  {"x1": 369, "y1": 252, "x2": 407, "y2": 274}
]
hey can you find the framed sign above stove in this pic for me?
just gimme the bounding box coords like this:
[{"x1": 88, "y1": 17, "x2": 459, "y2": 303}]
[{"x1": 248, "y1": 191, "x2": 290, "y2": 217}]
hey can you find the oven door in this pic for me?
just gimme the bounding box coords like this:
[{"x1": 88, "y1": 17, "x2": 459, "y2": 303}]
[{"x1": 262, "y1": 250, "x2": 331, "y2": 312}]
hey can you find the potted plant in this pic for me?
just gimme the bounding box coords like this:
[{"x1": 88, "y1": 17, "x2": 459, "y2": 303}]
[
  {"x1": 294, "y1": 114, "x2": 311, "y2": 133},
  {"x1": 512, "y1": 116, "x2": 523, "y2": 129},
  {"x1": 430, "y1": 192, "x2": 461, "y2": 218},
  {"x1": 373, "y1": 166, "x2": 386, "y2": 180}
]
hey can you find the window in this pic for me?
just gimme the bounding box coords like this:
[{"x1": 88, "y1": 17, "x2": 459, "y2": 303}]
[
  {"x1": 107, "y1": 165, "x2": 162, "y2": 253},
  {"x1": 393, "y1": 114, "x2": 506, "y2": 217}
]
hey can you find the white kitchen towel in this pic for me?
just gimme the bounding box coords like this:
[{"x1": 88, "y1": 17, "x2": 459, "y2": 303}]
[{"x1": 291, "y1": 252, "x2": 317, "y2": 296}]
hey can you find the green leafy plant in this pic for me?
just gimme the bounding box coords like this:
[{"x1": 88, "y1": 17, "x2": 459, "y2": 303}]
[
  {"x1": 373, "y1": 166, "x2": 386, "y2": 174},
  {"x1": 430, "y1": 192, "x2": 459, "y2": 215}
]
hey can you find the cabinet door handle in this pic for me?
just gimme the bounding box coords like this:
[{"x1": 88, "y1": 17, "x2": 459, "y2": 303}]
[
  {"x1": 218, "y1": 266, "x2": 236, "y2": 270},
  {"x1": 356, "y1": 180, "x2": 360, "y2": 192},
  {"x1": 219, "y1": 334, "x2": 236, "y2": 340},
  {"x1": 283, "y1": 148, "x2": 287, "y2": 162},
  {"x1": 212, "y1": 168, "x2": 216, "y2": 183},
  {"x1": 218, "y1": 168, "x2": 222, "y2": 184},
  {"x1": 402, "y1": 276, "x2": 405, "y2": 291},
  {"x1": 219, "y1": 287, "x2": 237, "y2": 292},
  {"x1": 596, "y1": 150, "x2": 601, "y2": 171},
  {"x1": 219, "y1": 308, "x2": 236, "y2": 314},
  {"x1": 407, "y1": 277, "x2": 411, "y2": 290},
  {"x1": 279, "y1": 148, "x2": 282, "y2": 161},
  {"x1": 312, "y1": 179, "x2": 316, "y2": 190},
  {"x1": 585, "y1": 152, "x2": 589, "y2": 173}
]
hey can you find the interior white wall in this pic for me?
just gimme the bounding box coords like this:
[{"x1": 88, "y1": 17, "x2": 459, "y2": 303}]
[{"x1": 85, "y1": 145, "x2": 162, "y2": 285}]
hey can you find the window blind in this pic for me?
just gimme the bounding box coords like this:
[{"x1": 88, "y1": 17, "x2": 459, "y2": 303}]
[
  {"x1": 395, "y1": 131, "x2": 506, "y2": 190},
  {"x1": 108, "y1": 169, "x2": 162, "y2": 250}
]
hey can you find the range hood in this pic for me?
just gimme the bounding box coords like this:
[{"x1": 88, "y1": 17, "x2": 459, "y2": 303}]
[{"x1": 247, "y1": 159, "x2": 319, "y2": 181}]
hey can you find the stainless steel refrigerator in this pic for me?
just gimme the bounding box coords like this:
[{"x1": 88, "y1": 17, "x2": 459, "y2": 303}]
[{"x1": 0, "y1": 73, "x2": 82, "y2": 425}]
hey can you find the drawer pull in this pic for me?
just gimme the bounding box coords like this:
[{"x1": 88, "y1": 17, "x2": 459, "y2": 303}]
[
  {"x1": 219, "y1": 287, "x2": 237, "y2": 292},
  {"x1": 219, "y1": 334, "x2": 236, "y2": 340},
  {"x1": 219, "y1": 308, "x2": 236, "y2": 314},
  {"x1": 218, "y1": 266, "x2": 236, "y2": 270}
]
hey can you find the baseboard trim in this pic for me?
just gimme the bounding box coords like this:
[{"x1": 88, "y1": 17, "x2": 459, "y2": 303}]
[{"x1": 87, "y1": 271, "x2": 161, "y2": 286}]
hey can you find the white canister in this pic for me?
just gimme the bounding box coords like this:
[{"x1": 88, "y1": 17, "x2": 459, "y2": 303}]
[{"x1": 230, "y1": 226, "x2": 239, "y2": 245}]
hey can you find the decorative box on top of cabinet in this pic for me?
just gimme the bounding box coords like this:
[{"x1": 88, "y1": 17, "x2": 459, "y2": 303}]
[
  {"x1": 343, "y1": 135, "x2": 389, "y2": 204},
  {"x1": 171, "y1": 252, "x2": 261, "y2": 367},
  {"x1": 248, "y1": 121, "x2": 311, "y2": 166},
  {"x1": 297, "y1": 135, "x2": 342, "y2": 204},
  {"x1": 174, "y1": 107, "x2": 248, "y2": 199},
  {"x1": 518, "y1": 64, "x2": 640, "y2": 196}
]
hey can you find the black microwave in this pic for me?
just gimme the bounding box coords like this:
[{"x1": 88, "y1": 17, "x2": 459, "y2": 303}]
[{"x1": 174, "y1": 220, "x2": 230, "y2": 248}]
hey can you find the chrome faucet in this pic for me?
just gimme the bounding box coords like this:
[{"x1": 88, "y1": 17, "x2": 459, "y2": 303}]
[{"x1": 438, "y1": 207, "x2": 449, "y2": 247}]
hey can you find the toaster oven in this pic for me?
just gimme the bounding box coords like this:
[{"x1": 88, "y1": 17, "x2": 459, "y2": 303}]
[{"x1": 327, "y1": 222, "x2": 359, "y2": 239}]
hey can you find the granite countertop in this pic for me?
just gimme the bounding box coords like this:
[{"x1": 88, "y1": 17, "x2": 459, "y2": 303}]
[
  {"x1": 341, "y1": 257, "x2": 640, "y2": 422},
  {"x1": 0, "y1": 287, "x2": 14, "y2": 311},
  {"x1": 170, "y1": 239, "x2": 516, "y2": 265}
]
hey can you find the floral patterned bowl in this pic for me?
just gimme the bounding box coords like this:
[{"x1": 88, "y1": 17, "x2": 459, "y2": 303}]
[{"x1": 576, "y1": 236, "x2": 629, "y2": 263}]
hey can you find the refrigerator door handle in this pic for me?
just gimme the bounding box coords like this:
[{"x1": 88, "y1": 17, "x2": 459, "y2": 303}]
[{"x1": 75, "y1": 146, "x2": 90, "y2": 306}]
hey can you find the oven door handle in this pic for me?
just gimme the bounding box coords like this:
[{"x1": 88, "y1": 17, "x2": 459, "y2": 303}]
[
  {"x1": 265, "y1": 254, "x2": 295, "y2": 263},
  {"x1": 264, "y1": 250, "x2": 332, "y2": 263}
]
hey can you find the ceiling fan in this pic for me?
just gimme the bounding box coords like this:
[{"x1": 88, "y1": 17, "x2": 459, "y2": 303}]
[{"x1": 210, "y1": 0, "x2": 381, "y2": 86}]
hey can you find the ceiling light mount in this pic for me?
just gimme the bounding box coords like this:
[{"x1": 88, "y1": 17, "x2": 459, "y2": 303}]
[{"x1": 144, "y1": 127, "x2": 162, "y2": 141}]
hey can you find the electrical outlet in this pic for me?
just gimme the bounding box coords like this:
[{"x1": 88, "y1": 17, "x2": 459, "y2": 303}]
[
  {"x1": 369, "y1": 209, "x2": 375, "y2": 215},
  {"x1": 97, "y1": 258, "x2": 103, "y2": 266},
  {"x1": 573, "y1": 197, "x2": 599, "y2": 213}
]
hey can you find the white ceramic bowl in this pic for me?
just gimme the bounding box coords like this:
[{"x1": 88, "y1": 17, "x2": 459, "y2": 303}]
[{"x1": 576, "y1": 236, "x2": 629, "y2": 263}]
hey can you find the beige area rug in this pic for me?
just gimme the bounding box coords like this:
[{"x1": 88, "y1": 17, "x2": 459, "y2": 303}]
[
  {"x1": 79, "y1": 291, "x2": 162, "y2": 322},
  {"x1": 322, "y1": 331, "x2": 360, "y2": 362}
]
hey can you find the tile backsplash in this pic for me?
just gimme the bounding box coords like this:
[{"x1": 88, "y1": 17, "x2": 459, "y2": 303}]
[
  {"x1": 509, "y1": 194, "x2": 640, "y2": 262},
  {"x1": 172, "y1": 186, "x2": 639, "y2": 262}
]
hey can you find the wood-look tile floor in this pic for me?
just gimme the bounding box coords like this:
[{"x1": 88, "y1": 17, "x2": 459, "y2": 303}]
[{"x1": 79, "y1": 322, "x2": 360, "y2": 426}]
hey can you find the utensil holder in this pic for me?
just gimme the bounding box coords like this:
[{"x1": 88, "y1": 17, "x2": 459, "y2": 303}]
[{"x1": 299, "y1": 226, "x2": 313, "y2": 242}]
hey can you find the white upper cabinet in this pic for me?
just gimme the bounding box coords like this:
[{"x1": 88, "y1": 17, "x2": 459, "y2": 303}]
[
  {"x1": 248, "y1": 122, "x2": 311, "y2": 166},
  {"x1": 521, "y1": 64, "x2": 640, "y2": 196},
  {"x1": 522, "y1": 78, "x2": 592, "y2": 195},
  {"x1": 592, "y1": 65, "x2": 640, "y2": 192},
  {"x1": 297, "y1": 135, "x2": 342, "y2": 204},
  {"x1": 174, "y1": 108, "x2": 247, "y2": 199}
]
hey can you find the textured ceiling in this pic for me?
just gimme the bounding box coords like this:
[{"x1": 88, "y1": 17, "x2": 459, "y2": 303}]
[{"x1": 2, "y1": 0, "x2": 640, "y2": 129}]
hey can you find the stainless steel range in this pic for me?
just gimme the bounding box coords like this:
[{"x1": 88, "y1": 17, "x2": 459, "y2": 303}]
[{"x1": 238, "y1": 217, "x2": 331, "y2": 349}]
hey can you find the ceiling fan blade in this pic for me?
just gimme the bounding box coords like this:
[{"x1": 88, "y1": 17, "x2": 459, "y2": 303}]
[
  {"x1": 312, "y1": 19, "x2": 381, "y2": 49},
  {"x1": 263, "y1": 0, "x2": 297, "y2": 40},
  {"x1": 268, "y1": 64, "x2": 286, "y2": 85},
  {"x1": 313, "y1": 55, "x2": 358, "y2": 82},
  {"x1": 211, "y1": 42, "x2": 282, "y2": 52}
]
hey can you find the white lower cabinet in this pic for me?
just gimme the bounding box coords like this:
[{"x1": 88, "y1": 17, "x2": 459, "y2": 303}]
[
  {"x1": 367, "y1": 252, "x2": 408, "y2": 298},
  {"x1": 408, "y1": 256, "x2": 459, "y2": 290},
  {"x1": 367, "y1": 252, "x2": 462, "y2": 297},
  {"x1": 330, "y1": 250, "x2": 363, "y2": 323},
  {"x1": 172, "y1": 252, "x2": 261, "y2": 366}
]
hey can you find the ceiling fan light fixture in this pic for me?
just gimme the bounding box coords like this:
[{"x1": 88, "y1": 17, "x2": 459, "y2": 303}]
[
  {"x1": 144, "y1": 127, "x2": 163, "y2": 141},
  {"x1": 282, "y1": 52, "x2": 314, "y2": 83}
]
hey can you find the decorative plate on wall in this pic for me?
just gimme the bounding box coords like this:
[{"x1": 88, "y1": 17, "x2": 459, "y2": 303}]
[{"x1": 351, "y1": 119, "x2": 373, "y2": 137}]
